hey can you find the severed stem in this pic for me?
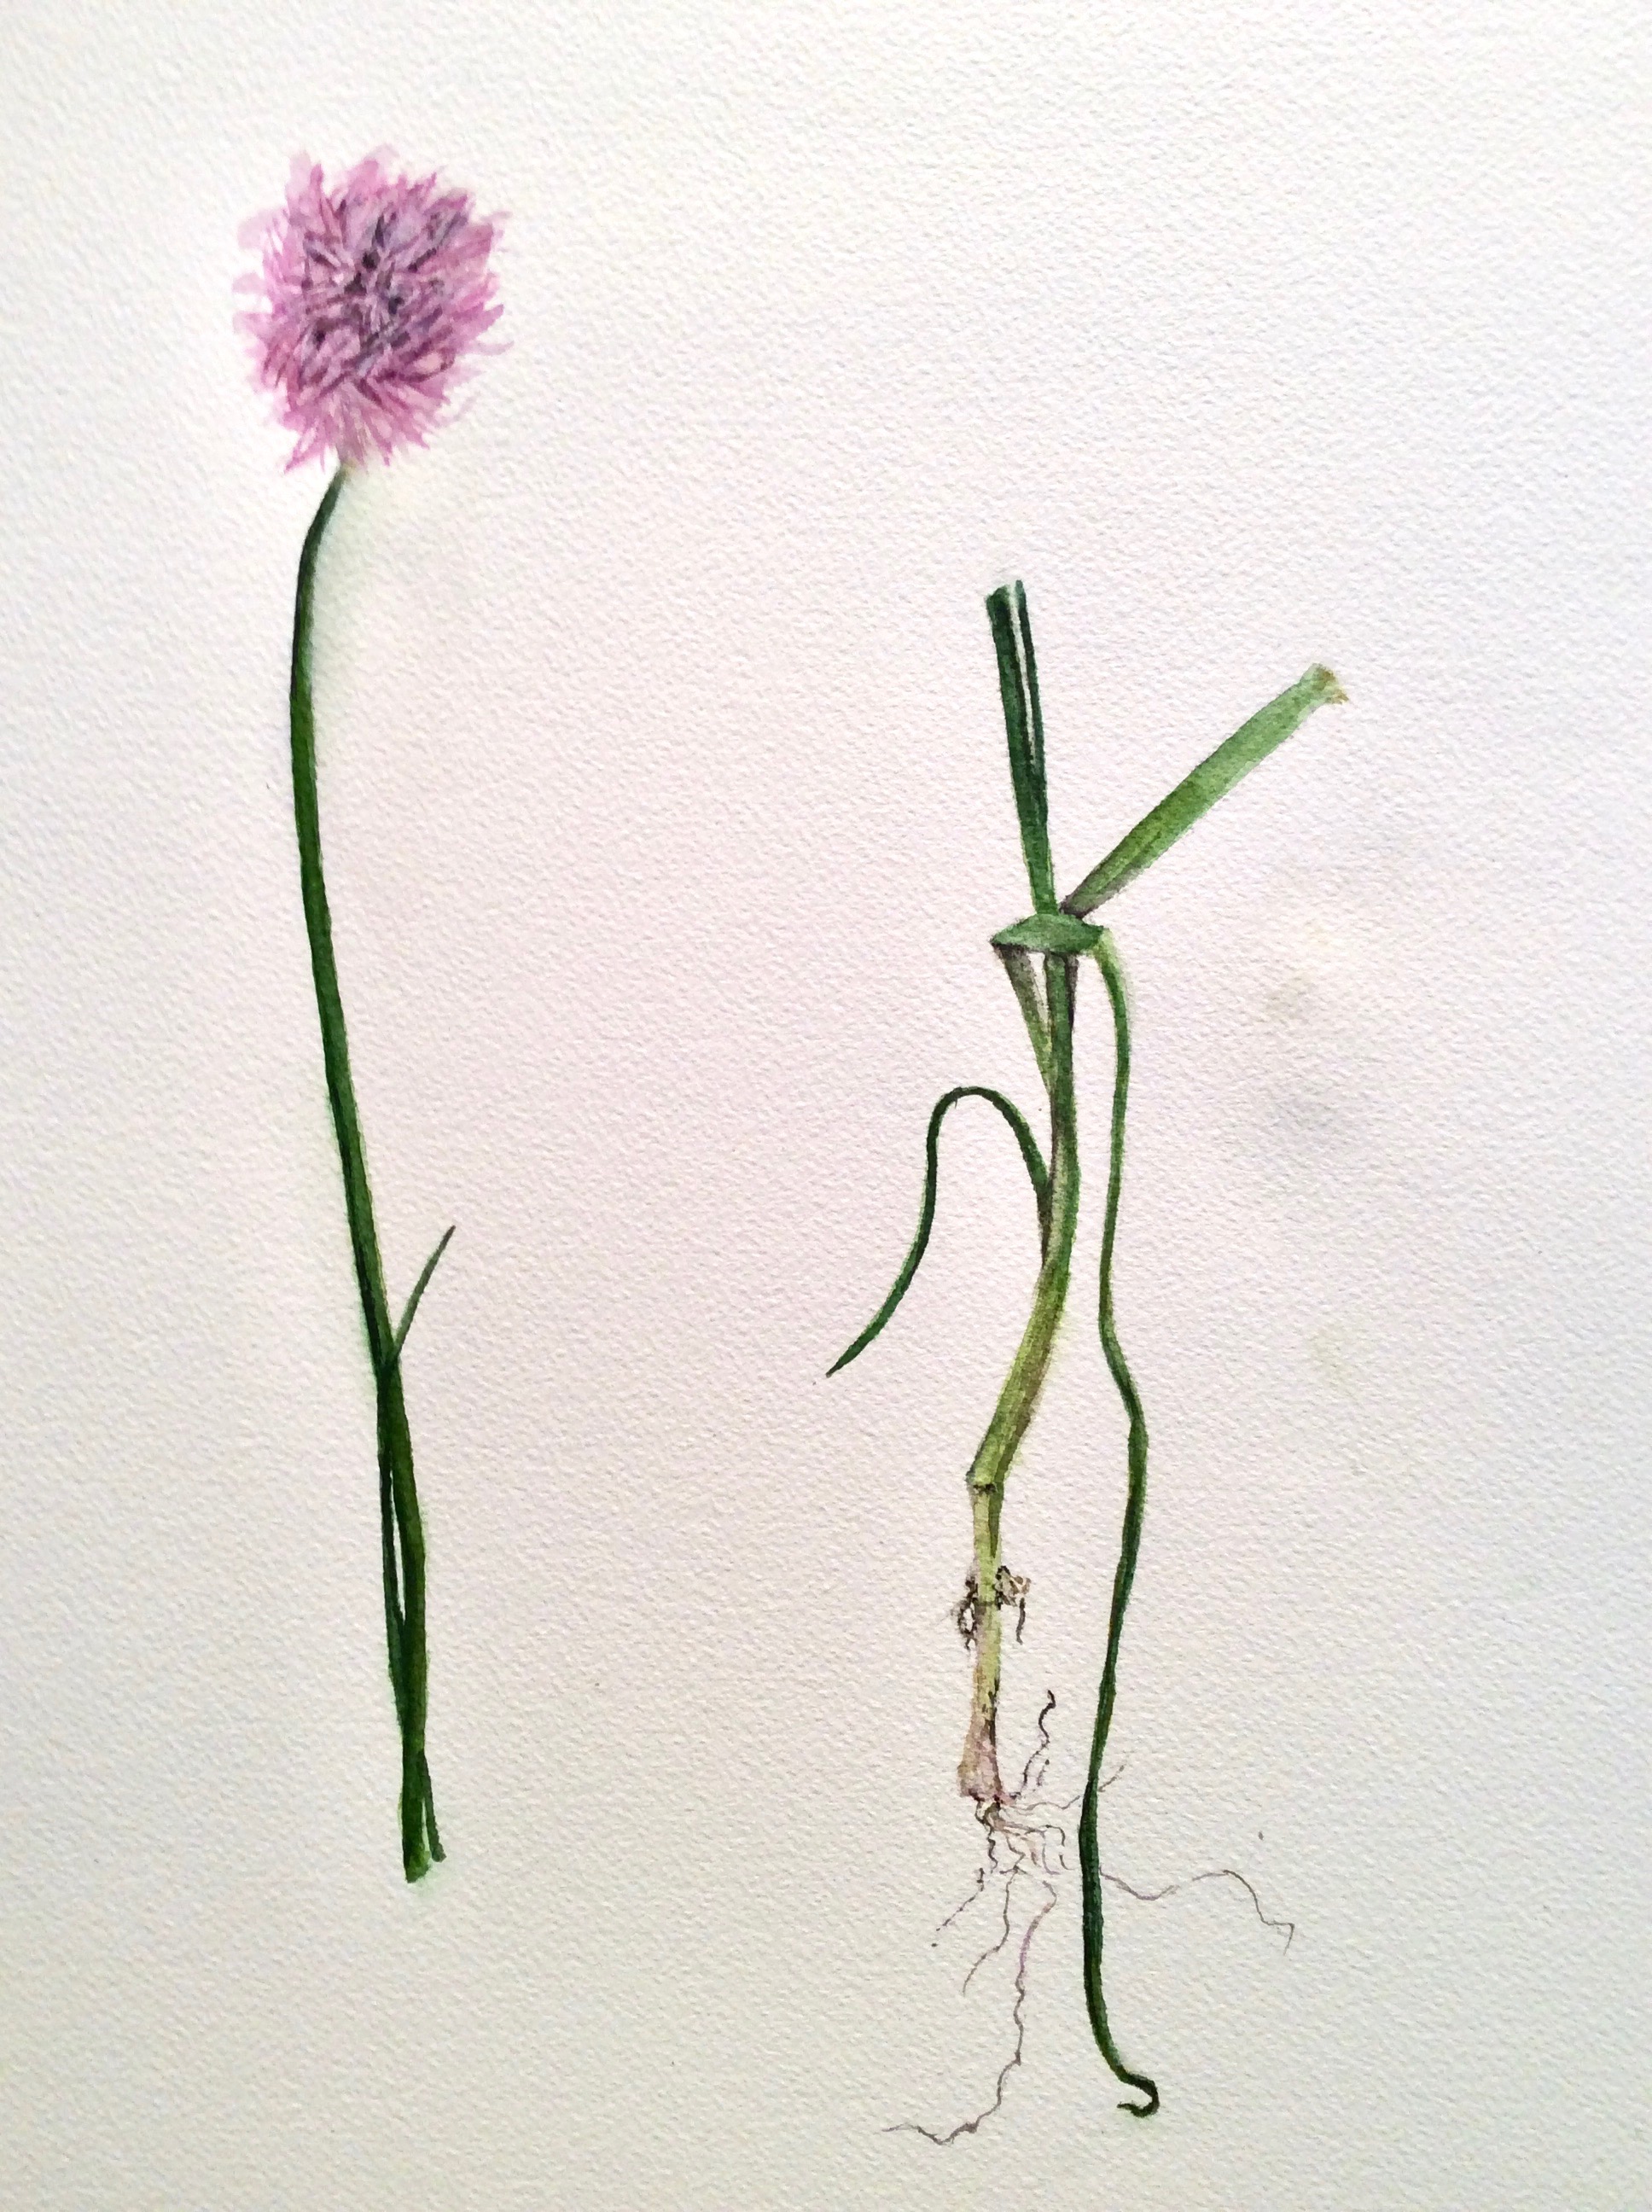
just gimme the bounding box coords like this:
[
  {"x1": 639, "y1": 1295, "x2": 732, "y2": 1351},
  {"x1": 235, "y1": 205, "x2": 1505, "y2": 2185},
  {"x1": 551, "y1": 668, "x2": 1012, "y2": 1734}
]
[{"x1": 1062, "y1": 664, "x2": 1346, "y2": 918}]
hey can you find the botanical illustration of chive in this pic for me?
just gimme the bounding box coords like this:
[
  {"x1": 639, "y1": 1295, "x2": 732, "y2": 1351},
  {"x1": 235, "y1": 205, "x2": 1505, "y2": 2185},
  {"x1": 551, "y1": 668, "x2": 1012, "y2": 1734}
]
[
  {"x1": 833, "y1": 585, "x2": 1344, "y2": 2118},
  {"x1": 240, "y1": 154, "x2": 503, "y2": 1879}
]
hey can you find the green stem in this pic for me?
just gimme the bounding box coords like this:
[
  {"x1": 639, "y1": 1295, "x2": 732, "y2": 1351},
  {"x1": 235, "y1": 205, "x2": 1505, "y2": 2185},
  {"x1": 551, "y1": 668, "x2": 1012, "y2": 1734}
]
[
  {"x1": 289, "y1": 469, "x2": 442, "y2": 1883},
  {"x1": 1079, "y1": 928, "x2": 1159, "y2": 2115},
  {"x1": 959, "y1": 956, "x2": 1080, "y2": 1803},
  {"x1": 960, "y1": 590, "x2": 1073, "y2": 1803}
]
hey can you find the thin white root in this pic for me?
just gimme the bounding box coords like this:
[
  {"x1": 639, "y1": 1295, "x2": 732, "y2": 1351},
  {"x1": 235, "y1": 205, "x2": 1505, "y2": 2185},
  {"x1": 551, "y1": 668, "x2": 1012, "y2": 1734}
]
[
  {"x1": 1099, "y1": 1865, "x2": 1294, "y2": 1951},
  {"x1": 889, "y1": 1871, "x2": 1058, "y2": 2145}
]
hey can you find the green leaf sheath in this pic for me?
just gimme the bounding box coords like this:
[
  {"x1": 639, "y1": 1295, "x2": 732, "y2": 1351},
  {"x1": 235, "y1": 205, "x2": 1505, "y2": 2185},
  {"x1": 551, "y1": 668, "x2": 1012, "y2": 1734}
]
[
  {"x1": 994, "y1": 946, "x2": 1054, "y2": 1090},
  {"x1": 986, "y1": 585, "x2": 1057, "y2": 914},
  {"x1": 289, "y1": 469, "x2": 443, "y2": 1882},
  {"x1": 992, "y1": 911, "x2": 1108, "y2": 956},
  {"x1": 828, "y1": 1087, "x2": 1050, "y2": 1376},
  {"x1": 1079, "y1": 929, "x2": 1159, "y2": 2116},
  {"x1": 1062, "y1": 663, "x2": 1347, "y2": 918}
]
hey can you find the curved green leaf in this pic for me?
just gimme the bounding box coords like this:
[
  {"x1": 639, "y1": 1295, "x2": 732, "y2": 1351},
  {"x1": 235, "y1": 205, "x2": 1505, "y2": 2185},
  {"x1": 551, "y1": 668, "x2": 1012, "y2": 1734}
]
[{"x1": 829, "y1": 1087, "x2": 1049, "y2": 1376}]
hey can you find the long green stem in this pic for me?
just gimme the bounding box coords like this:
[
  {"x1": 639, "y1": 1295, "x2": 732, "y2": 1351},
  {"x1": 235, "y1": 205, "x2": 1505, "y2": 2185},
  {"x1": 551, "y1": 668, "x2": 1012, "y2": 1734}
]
[
  {"x1": 1079, "y1": 928, "x2": 1158, "y2": 2114},
  {"x1": 289, "y1": 469, "x2": 442, "y2": 1882}
]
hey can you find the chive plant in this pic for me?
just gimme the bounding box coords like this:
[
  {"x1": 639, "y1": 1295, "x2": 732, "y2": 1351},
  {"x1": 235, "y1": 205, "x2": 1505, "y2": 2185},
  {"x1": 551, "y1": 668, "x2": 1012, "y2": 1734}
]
[
  {"x1": 833, "y1": 585, "x2": 1344, "y2": 2114},
  {"x1": 240, "y1": 153, "x2": 502, "y2": 1880}
]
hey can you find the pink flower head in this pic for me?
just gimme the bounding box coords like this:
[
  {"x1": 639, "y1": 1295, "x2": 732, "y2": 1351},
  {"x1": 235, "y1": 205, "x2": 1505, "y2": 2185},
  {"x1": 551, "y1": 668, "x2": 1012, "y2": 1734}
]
[{"x1": 237, "y1": 150, "x2": 503, "y2": 470}]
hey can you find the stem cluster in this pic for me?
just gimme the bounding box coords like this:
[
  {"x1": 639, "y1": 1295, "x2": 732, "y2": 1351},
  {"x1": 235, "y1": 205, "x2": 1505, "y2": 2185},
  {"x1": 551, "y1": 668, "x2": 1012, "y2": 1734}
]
[{"x1": 833, "y1": 583, "x2": 1345, "y2": 2112}]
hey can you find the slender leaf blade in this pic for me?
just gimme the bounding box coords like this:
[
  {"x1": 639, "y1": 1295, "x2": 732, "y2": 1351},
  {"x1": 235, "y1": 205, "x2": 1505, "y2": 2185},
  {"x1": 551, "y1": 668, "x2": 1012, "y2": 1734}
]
[{"x1": 1063, "y1": 664, "x2": 1347, "y2": 917}]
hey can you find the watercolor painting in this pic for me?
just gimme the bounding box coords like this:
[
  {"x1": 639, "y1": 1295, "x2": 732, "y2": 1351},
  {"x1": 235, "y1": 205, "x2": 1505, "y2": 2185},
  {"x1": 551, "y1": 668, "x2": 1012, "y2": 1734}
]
[
  {"x1": 833, "y1": 586, "x2": 1342, "y2": 2126},
  {"x1": 5, "y1": 7, "x2": 1642, "y2": 2207},
  {"x1": 238, "y1": 152, "x2": 503, "y2": 1880}
]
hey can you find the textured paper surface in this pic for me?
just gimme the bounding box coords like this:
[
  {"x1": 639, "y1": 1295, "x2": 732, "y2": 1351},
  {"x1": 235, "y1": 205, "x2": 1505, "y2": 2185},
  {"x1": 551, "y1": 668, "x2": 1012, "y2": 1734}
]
[{"x1": 3, "y1": 3, "x2": 1647, "y2": 2204}]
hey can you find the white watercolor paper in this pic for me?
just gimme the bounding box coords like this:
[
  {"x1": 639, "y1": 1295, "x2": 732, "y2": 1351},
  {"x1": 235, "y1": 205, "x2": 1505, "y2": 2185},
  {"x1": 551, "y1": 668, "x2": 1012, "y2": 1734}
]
[{"x1": 3, "y1": 3, "x2": 1646, "y2": 2204}]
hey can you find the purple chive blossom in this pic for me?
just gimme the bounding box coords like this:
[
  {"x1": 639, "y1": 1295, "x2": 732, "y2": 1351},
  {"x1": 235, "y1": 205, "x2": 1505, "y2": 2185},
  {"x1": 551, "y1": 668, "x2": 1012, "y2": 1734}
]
[{"x1": 237, "y1": 150, "x2": 503, "y2": 470}]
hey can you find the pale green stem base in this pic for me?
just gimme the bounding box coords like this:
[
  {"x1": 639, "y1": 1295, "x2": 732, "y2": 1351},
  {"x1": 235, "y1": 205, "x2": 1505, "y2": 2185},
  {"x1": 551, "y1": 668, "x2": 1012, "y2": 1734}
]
[{"x1": 958, "y1": 956, "x2": 1080, "y2": 1802}]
